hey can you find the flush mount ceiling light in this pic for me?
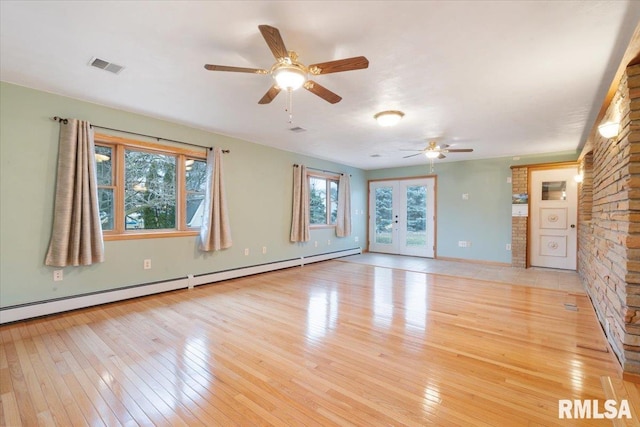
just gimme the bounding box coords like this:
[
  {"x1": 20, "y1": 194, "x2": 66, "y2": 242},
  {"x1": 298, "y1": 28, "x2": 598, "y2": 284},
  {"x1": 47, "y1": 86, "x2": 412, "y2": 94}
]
[
  {"x1": 374, "y1": 110, "x2": 404, "y2": 127},
  {"x1": 598, "y1": 121, "x2": 620, "y2": 139}
]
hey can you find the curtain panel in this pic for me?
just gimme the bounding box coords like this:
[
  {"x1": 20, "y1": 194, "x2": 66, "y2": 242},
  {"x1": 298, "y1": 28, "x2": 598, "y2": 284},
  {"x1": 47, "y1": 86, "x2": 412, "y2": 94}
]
[
  {"x1": 45, "y1": 119, "x2": 104, "y2": 267},
  {"x1": 336, "y1": 173, "x2": 352, "y2": 237},
  {"x1": 290, "y1": 165, "x2": 310, "y2": 242},
  {"x1": 199, "y1": 147, "x2": 232, "y2": 252}
]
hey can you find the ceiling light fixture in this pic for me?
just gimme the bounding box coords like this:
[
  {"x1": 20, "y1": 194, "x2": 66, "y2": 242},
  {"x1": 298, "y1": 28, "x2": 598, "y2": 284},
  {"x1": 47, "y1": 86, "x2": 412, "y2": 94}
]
[
  {"x1": 598, "y1": 121, "x2": 620, "y2": 139},
  {"x1": 425, "y1": 150, "x2": 440, "y2": 159},
  {"x1": 374, "y1": 110, "x2": 404, "y2": 127},
  {"x1": 273, "y1": 64, "x2": 307, "y2": 91}
]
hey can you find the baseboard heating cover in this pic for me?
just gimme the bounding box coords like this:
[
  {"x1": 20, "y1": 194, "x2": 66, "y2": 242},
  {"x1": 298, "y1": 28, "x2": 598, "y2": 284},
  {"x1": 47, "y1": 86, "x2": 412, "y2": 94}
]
[{"x1": 0, "y1": 247, "x2": 361, "y2": 324}]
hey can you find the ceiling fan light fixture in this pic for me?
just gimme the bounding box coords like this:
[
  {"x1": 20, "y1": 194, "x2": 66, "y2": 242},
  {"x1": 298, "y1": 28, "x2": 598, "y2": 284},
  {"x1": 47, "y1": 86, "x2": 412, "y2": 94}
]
[
  {"x1": 273, "y1": 64, "x2": 307, "y2": 90},
  {"x1": 425, "y1": 150, "x2": 440, "y2": 159},
  {"x1": 598, "y1": 121, "x2": 620, "y2": 139},
  {"x1": 374, "y1": 110, "x2": 404, "y2": 127}
]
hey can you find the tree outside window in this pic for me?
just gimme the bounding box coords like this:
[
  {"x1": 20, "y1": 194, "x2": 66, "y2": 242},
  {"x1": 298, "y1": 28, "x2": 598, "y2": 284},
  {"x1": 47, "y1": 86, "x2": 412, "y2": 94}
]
[{"x1": 309, "y1": 174, "x2": 338, "y2": 226}]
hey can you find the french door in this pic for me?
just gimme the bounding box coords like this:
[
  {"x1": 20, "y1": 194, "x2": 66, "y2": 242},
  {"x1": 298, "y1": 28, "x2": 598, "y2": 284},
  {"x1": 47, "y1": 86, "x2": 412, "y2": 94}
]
[{"x1": 368, "y1": 178, "x2": 435, "y2": 257}]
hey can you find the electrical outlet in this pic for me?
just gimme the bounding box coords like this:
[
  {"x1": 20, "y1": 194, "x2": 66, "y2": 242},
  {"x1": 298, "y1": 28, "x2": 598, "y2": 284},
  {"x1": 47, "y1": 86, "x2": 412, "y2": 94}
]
[
  {"x1": 506, "y1": 243, "x2": 512, "y2": 251},
  {"x1": 507, "y1": 176, "x2": 512, "y2": 183},
  {"x1": 327, "y1": 239, "x2": 331, "y2": 246},
  {"x1": 143, "y1": 259, "x2": 151, "y2": 270},
  {"x1": 355, "y1": 236, "x2": 359, "y2": 242},
  {"x1": 244, "y1": 248, "x2": 249, "y2": 256},
  {"x1": 462, "y1": 193, "x2": 469, "y2": 200},
  {"x1": 53, "y1": 270, "x2": 63, "y2": 281},
  {"x1": 458, "y1": 241, "x2": 466, "y2": 248},
  {"x1": 262, "y1": 246, "x2": 267, "y2": 254},
  {"x1": 314, "y1": 241, "x2": 318, "y2": 247}
]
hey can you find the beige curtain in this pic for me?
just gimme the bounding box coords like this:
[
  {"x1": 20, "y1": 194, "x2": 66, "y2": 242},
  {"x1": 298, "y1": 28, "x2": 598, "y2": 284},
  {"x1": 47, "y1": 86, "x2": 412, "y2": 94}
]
[
  {"x1": 199, "y1": 147, "x2": 232, "y2": 251},
  {"x1": 336, "y1": 173, "x2": 352, "y2": 237},
  {"x1": 45, "y1": 119, "x2": 104, "y2": 267},
  {"x1": 290, "y1": 164, "x2": 310, "y2": 242}
]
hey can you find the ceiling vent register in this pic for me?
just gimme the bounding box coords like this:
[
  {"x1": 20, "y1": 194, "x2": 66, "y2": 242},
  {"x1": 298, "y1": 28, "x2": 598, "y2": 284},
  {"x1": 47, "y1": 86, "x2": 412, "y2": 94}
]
[{"x1": 89, "y1": 57, "x2": 124, "y2": 74}]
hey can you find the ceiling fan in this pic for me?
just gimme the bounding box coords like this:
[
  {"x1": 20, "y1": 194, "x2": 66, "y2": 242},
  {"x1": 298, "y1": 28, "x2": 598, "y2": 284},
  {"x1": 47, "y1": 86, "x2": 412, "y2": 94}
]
[
  {"x1": 402, "y1": 141, "x2": 474, "y2": 160},
  {"x1": 204, "y1": 25, "x2": 369, "y2": 106}
]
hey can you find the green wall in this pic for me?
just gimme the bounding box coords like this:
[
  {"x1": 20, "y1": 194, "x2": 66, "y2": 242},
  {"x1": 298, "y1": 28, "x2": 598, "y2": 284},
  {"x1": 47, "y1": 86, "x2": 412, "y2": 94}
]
[
  {"x1": 0, "y1": 81, "x2": 580, "y2": 309},
  {"x1": 366, "y1": 152, "x2": 578, "y2": 263},
  {"x1": 0, "y1": 82, "x2": 367, "y2": 307}
]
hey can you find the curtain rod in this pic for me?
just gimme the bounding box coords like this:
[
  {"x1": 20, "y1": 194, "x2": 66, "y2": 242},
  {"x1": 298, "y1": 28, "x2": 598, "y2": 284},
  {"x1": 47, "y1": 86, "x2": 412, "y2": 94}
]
[
  {"x1": 51, "y1": 116, "x2": 229, "y2": 153},
  {"x1": 294, "y1": 164, "x2": 349, "y2": 176}
]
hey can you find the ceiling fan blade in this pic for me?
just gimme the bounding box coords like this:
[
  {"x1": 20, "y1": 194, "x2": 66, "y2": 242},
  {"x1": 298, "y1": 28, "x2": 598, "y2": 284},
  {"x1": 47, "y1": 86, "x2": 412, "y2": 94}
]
[
  {"x1": 258, "y1": 25, "x2": 289, "y2": 60},
  {"x1": 258, "y1": 85, "x2": 282, "y2": 104},
  {"x1": 308, "y1": 56, "x2": 369, "y2": 75},
  {"x1": 403, "y1": 153, "x2": 423, "y2": 159},
  {"x1": 399, "y1": 149, "x2": 425, "y2": 152},
  {"x1": 438, "y1": 153, "x2": 447, "y2": 159},
  {"x1": 446, "y1": 149, "x2": 474, "y2": 152},
  {"x1": 204, "y1": 64, "x2": 267, "y2": 74},
  {"x1": 303, "y1": 80, "x2": 342, "y2": 104}
]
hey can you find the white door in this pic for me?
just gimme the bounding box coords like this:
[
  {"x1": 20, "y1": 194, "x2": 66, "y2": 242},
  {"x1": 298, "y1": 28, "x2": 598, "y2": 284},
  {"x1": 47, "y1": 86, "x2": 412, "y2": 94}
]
[
  {"x1": 369, "y1": 178, "x2": 435, "y2": 257},
  {"x1": 530, "y1": 167, "x2": 578, "y2": 270}
]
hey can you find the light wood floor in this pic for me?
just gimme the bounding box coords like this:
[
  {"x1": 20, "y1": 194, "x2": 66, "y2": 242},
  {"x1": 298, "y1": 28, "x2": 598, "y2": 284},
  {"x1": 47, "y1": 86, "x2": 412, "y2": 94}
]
[{"x1": 0, "y1": 260, "x2": 637, "y2": 426}]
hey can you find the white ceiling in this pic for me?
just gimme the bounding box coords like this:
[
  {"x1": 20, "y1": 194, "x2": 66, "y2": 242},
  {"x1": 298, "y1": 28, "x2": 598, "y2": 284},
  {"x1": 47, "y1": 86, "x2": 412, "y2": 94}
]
[{"x1": 1, "y1": 1, "x2": 639, "y2": 170}]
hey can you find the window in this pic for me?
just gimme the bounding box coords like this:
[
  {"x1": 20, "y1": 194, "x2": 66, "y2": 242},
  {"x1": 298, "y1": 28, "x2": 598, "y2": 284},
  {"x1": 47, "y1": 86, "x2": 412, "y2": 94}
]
[
  {"x1": 95, "y1": 134, "x2": 207, "y2": 240},
  {"x1": 308, "y1": 173, "x2": 339, "y2": 226}
]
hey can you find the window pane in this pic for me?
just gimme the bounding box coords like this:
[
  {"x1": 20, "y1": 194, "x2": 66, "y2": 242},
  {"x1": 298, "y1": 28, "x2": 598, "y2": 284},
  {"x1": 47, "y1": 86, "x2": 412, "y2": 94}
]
[
  {"x1": 375, "y1": 187, "x2": 393, "y2": 244},
  {"x1": 406, "y1": 185, "x2": 427, "y2": 246},
  {"x1": 124, "y1": 150, "x2": 176, "y2": 230},
  {"x1": 309, "y1": 177, "x2": 327, "y2": 224},
  {"x1": 98, "y1": 188, "x2": 114, "y2": 231},
  {"x1": 186, "y1": 159, "x2": 207, "y2": 192},
  {"x1": 95, "y1": 146, "x2": 112, "y2": 185},
  {"x1": 186, "y1": 159, "x2": 207, "y2": 228},
  {"x1": 330, "y1": 180, "x2": 338, "y2": 224},
  {"x1": 541, "y1": 181, "x2": 566, "y2": 200}
]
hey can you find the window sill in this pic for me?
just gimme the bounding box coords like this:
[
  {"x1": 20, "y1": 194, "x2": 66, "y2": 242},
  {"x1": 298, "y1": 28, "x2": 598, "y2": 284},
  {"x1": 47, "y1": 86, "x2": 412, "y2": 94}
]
[
  {"x1": 310, "y1": 224, "x2": 336, "y2": 230},
  {"x1": 104, "y1": 230, "x2": 199, "y2": 241}
]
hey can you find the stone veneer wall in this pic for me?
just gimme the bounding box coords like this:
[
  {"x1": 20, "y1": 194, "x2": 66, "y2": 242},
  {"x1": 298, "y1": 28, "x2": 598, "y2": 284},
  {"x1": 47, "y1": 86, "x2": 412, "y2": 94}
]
[
  {"x1": 578, "y1": 64, "x2": 640, "y2": 375},
  {"x1": 511, "y1": 167, "x2": 528, "y2": 268}
]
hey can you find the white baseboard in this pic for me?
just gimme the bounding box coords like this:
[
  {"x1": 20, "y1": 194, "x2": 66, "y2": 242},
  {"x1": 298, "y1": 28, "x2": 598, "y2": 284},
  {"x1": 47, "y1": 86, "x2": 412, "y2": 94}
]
[{"x1": 0, "y1": 248, "x2": 361, "y2": 324}]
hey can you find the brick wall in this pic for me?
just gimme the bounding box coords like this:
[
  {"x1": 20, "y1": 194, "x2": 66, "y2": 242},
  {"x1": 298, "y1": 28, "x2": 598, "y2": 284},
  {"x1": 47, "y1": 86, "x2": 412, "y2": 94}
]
[
  {"x1": 511, "y1": 167, "x2": 528, "y2": 268},
  {"x1": 579, "y1": 64, "x2": 640, "y2": 374}
]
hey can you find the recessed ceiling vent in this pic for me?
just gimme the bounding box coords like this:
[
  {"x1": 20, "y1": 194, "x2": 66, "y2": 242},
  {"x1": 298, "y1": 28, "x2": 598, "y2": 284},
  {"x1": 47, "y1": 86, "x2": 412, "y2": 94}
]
[
  {"x1": 89, "y1": 57, "x2": 125, "y2": 74},
  {"x1": 289, "y1": 126, "x2": 306, "y2": 133}
]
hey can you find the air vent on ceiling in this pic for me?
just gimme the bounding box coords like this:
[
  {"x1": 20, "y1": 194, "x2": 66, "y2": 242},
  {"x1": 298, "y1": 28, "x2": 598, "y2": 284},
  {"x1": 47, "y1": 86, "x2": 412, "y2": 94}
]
[
  {"x1": 289, "y1": 126, "x2": 306, "y2": 133},
  {"x1": 89, "y1": 57, "x2": 125, "y2": 74}
]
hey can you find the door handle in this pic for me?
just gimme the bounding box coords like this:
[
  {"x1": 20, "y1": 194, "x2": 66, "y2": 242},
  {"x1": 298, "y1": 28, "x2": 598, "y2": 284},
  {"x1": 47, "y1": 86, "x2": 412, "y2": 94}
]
[{"x1": 570, "y1": 224, "x2": 575, "y2": 228}]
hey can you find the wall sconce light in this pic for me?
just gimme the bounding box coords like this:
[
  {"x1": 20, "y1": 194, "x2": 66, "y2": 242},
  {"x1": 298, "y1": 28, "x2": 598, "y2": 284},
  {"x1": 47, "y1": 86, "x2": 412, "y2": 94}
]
[
  {"x1": 374, "y1": 110, "x2": 404, "y2": 127},
  {"x1": 574, "y1": 173, "x2": 583, "y2": 183},
  {"x1": 598, "y1": 121, "x2": 620, "y2": 139}
]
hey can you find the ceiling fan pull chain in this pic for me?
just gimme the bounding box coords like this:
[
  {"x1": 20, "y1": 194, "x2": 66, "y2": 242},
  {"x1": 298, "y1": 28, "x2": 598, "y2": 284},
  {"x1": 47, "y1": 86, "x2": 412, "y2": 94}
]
[{"x1": 286, "y1": 88, "x2": 294, "y2": 123}]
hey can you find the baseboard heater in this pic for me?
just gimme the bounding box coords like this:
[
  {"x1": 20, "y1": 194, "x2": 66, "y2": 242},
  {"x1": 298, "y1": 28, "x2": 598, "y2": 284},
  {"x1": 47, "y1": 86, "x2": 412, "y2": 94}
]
[{"x1": 0, "y1": 247, "x2": 361, "y2": 324}]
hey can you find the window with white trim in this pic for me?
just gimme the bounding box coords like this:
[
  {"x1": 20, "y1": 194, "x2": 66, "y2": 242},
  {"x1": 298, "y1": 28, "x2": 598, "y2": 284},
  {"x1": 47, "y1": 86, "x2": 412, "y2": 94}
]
[
  {"x1": 308, "y1": 173, "x2": 339, "y2": 227},
  {"x1": 95, "y1": 134, "x2": 207, "y2": 240}
]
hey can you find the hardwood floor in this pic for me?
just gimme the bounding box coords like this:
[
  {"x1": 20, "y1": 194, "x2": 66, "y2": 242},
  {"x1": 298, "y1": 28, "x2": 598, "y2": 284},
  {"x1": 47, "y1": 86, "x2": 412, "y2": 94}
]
[{"x1": 0, "y1": 260, "x2": 636, "y2": 426}]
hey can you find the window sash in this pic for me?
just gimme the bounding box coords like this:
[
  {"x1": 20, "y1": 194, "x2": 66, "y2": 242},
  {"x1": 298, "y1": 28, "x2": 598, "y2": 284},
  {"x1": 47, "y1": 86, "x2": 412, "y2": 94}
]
[
  {"x1": 95, "y1": 134, "x2": 206, "y2": 240},
  {"x1": 308, "y1": 172, "x2": 339, "y2": 227}
]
